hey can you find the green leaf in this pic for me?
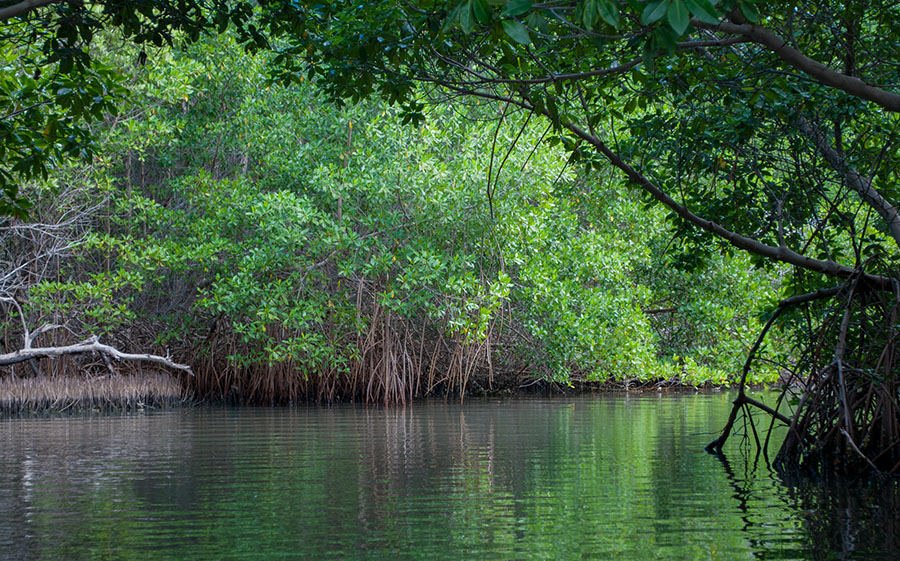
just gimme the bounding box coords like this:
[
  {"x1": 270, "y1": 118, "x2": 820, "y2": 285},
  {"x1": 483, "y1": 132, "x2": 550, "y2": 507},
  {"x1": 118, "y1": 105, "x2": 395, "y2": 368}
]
[
  {"x1": 739, "y1": 0, "x2": 760, "y2": 23},
  {"x1": 526, "y1": 11, "x2": 549, "y2": 33},
  {"x1": 667, "y1": 0, "x2": 690, "y2": 34},
  {"x1": 472, "y1": 0, "x2": 491, "y2": 24},
  {"x1": 685, "y1": 0, "x2": 720, "y2": 24},
  {"x1": 501, "y1": 18, "x2": 531, "y2": 44},
  {"x1": 443, "y1": 4, "x2": 462, "y2": 32},
  {"x1": 641, "y1": 1, "x2": 670, "y2": 26},
  {"x1": 582, "y1": 0, "x2": 598, "y2": 29},
  {"x1": 460, "y1": 1, "x2": 475, "y2": 33},
  {"x1": 641, "y1": 39, "x2": 657, "y2": 71},
  {"x1": 598, "y1": 0, "x2": 620, "y2": 27},
  {"x1": 501, "y1": 0, "x2": 532, "y2": 18}
]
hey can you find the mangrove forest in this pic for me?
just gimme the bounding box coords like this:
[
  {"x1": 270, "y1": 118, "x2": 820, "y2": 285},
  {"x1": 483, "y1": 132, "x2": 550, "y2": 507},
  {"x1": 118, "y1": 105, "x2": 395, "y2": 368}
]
[{"x1": 3, "y1": 0, "x2": 900, "y2": 486}]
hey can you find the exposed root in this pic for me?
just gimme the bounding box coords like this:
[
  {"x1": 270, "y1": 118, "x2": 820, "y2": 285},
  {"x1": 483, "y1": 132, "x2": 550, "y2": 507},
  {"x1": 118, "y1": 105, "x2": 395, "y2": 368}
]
[
  {"x1": 709, "y1": 274, "x2": 900, "y2": 476},
  {"x1": 185, "y1": 275, "x2": 502, "y2": 405},
  {"x1": 775, "y1": 274, "x2": 900, "y2": 475},
  {"x1": 0, "y1": 371, "x2": 183, "y2": 415}
]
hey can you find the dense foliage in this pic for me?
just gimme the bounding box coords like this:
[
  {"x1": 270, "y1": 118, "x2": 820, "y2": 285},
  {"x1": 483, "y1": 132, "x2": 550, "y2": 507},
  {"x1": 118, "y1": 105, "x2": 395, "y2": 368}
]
[
  {"x1": 0, "y1": 0, "x2": 267, "y2": 217},
  {"x1": 2, "y1": 31, "x2": 779, "y2": 403},
  {"x1": 234, "y1": 0, "x2": 900, "y2": 473},
  {"x1": 10, "y1": 0, "x2": 899, "y2": 474}
]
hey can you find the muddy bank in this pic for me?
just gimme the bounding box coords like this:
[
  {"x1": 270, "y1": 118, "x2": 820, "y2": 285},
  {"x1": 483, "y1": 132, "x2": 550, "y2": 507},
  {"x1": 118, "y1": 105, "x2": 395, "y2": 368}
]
[{"x1": 0, "y1": 368, "x2": 740, "y2": 415}]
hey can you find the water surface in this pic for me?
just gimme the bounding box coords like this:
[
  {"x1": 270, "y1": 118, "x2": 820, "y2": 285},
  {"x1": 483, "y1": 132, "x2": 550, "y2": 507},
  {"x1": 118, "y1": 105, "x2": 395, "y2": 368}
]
[{"x1": 0, "y1": 393, "x2": 897, "y2": 560}]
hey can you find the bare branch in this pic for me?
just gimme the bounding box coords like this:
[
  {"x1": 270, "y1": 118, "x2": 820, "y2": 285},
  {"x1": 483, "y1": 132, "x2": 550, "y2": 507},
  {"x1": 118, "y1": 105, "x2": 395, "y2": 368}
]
[
  {"x1": 25, "y1": 323, "x2": 63, "y2": 348},
  {"x1": 0, "y1": 335, "x2": 193, "y2": 374},
  {"x1": 0, "y1": 296, "x2": 29, "y2": 347}
]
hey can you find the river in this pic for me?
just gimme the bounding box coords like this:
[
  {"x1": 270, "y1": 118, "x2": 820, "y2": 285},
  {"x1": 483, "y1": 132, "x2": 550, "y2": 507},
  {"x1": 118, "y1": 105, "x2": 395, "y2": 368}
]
[{"x1": 0, "y1": 393, "x2": 897, "y2": 560}]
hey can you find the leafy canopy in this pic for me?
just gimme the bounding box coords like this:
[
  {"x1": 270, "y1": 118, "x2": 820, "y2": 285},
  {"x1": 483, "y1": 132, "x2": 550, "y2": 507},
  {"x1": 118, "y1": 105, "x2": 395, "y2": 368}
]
[
  {"x1": 255, "y1": 0, "x2": 900, "y2": 291},
  {"x1": 0, "y1": 0, "x2": 265, "y2": 217}
]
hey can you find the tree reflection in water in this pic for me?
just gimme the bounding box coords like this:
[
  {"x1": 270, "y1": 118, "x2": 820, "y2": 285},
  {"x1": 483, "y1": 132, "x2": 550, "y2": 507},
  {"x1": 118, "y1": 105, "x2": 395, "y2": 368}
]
[{"x1": 716, "y1": 449, "x2": 900, "y2": 561}]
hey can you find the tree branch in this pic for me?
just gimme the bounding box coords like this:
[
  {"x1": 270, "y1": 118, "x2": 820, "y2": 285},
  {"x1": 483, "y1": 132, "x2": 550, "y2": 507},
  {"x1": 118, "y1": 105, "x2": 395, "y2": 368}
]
[
  {"x1": 0, "y1": 335, "x2": 193, "y2": 374},
  {"x1": 433, "y1": 82, "x2": 893, "y2": 288},
  {"x1": 0, "y1": 0, "x2": 59, "y2": 21},
  {"x1": 562, "y1": 121, "x2": 893, "y2": 288},
  {"x1": 797, "y1": 116, "x2": 900, "y2": 252},
  {"x1": 693, "y1": 19, "x2": 900, "y2": 113},
  {"x1": 705, "y1": 285, "x2": 845, "y2": 453},
  {"x1": 25, "y1": 322, "x2": 62, "y2": 349}
]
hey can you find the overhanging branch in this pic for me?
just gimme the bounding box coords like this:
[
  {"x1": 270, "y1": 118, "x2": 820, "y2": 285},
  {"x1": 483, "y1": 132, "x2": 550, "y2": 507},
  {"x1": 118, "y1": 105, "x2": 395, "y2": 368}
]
[
  {"x1": 562, "y1": 121, "x2": 893, "y2": 288},
  {"x1": 693, "y1": 18, "x2": 900, "y2": 113},
  {"x1": 0, "y1": 0, "x2": 59, "y2": 21},
  {"x1": 433, "y1": 82, "x2": 892, "y2": 288},
  {"x1": 797, "y1": 117, "x2": 900, "y2": 252}
]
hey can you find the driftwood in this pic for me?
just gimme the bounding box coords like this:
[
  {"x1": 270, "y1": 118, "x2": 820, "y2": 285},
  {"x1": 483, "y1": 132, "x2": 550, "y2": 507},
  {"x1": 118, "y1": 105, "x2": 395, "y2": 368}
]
[
  {"x1": 0, "y1": 334, "x2": 193, "y2": 374},
  {"x1": 0, "y1": 297, "x2": 192, "y2": 375}
]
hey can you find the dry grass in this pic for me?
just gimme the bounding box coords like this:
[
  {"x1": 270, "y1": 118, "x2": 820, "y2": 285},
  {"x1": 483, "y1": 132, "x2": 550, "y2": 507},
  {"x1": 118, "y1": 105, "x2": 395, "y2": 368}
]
[{"x1": 0, "y1": 372, "x2": 184, "y2": 415}]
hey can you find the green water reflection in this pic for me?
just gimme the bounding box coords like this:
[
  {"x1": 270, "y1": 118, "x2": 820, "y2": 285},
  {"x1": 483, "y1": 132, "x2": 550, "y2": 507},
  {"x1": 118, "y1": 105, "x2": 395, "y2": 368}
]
[{"x1": 0, "y1": 393, "x2": 897, "y2": 560}]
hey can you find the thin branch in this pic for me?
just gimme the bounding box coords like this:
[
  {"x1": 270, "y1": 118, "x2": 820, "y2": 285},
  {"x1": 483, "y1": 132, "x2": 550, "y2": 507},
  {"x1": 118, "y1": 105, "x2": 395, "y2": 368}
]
[
  {"x1": 433, "y1": 81, "x2": 892, "y2": 287},
  {"x1": 0, "y1": 297, "x2": 29, "y2": 347},
  {"x1": 840, "y1": 428, "x2": 882, "y2": 474},
  {"x1": 562, "y1": 120, "x2": 893, "y2": 288},
  {"x1": 743, "y1": 394, "x2": 792, "y2": 426},
  {"x1": 423, "y1": 37, "x2": 744, "y2": 89},
  {"x1": 2, "y1": 101, "x2": 53, "y2": 121},
  {"x1": 706, "y1": 285, "x2": 845, "y2": 453},
  {"x1": 25, "y1": 322, "x2": 62, "y2": 349},
  {"x1": 797, "y1": 116, "x2": 900, "y2": 252}
]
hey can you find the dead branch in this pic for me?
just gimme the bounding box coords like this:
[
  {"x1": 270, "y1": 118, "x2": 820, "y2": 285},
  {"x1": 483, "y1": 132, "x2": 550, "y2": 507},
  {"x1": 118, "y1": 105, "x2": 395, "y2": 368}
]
[
  {"x1": 25, "y1": 323, "x2": 62, "y2": 349},
  {"x1": 0, "y1": 335, "x2": 193, "y2": 374}
]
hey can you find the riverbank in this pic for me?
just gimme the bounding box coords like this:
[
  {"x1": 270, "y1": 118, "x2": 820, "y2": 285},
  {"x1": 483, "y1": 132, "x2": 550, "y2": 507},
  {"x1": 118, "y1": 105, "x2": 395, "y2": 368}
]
[{"x1": 0, "y1": 370, "x2": 734, "y2": 415}]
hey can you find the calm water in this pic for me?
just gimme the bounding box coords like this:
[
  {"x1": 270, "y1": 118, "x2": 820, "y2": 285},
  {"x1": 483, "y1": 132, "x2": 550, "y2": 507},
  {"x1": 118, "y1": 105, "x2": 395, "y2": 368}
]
[{"x1": 0, "y1": 393, "x2": 897, "y2": 560}]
